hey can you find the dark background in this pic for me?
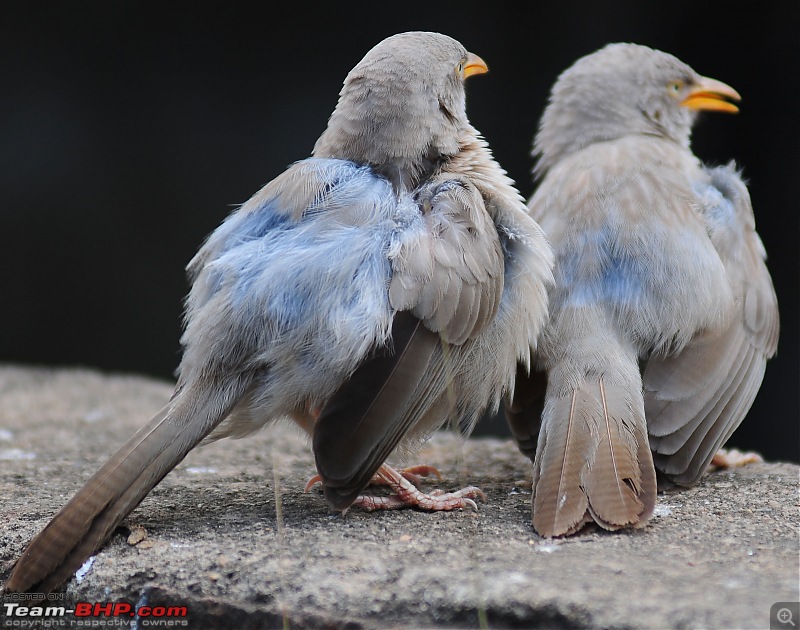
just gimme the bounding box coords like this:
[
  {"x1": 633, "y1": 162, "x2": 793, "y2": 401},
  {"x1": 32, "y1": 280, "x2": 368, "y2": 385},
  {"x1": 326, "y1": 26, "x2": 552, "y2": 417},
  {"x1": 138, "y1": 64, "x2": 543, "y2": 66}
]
[{"x1": 3, "y1": 2, "x2": 797, "y2": 463}]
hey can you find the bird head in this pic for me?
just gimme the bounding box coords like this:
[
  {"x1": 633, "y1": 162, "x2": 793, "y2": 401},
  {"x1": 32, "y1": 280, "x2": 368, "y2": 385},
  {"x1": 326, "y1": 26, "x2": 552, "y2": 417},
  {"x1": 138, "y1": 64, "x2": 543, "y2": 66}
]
[
  {"x1": 533, "y1": 43, "x2": 740, "y2": 177},
  {"x1": 314, "y1": 31, "x2": 488, "y2": 190}
]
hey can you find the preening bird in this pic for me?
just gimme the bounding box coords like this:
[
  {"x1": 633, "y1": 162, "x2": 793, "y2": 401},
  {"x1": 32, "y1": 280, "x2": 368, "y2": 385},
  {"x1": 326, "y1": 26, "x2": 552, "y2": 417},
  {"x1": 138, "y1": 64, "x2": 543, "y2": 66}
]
[
  {"x1": 5, "y1": 32, "x2": 553, "y2": 592},
  {"x1": 506, "y1": 43, "x2": 778, "y2": 537}
]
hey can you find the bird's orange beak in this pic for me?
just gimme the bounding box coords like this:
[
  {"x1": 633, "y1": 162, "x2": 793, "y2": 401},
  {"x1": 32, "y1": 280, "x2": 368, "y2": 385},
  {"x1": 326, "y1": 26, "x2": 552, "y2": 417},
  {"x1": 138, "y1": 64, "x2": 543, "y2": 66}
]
[
  {"x1": 681, "y1": 75, "x2": 741, "y2": 113},
  {"x1": 463, "y1": 52, "x2": 489, "y2": 79}
]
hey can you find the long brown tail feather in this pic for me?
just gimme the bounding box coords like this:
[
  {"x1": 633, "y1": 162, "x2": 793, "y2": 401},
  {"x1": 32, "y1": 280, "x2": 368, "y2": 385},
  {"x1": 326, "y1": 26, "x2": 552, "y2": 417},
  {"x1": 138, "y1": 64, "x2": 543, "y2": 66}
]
[
  {"x1": 583, "y1": 377, "x2": 654, "y2": 529},
  {"x1": 533, "y1": 375, "x2": 656, "y2": 537},
  {"x1": 4, "y1": 377, "x2": 250, "y2": 594},
  {"x1": 532, "y1": 389, "x2": 592, "y2": 537}
]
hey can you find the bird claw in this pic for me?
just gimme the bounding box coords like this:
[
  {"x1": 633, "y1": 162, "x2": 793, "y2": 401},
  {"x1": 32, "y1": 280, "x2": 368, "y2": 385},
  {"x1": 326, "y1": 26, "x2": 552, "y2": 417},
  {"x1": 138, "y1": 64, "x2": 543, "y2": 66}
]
[
  {"x1": 304, "y1": 473, "x2": 323, "y2": 493},
  {"x1": 304, "y1": 464, "x2": 443, "y2": 493},
  {"x1": 393, "y1": 464, "x2": 443, "y2": 485},
  {"x1": 305, "y1": 464, "x2": 482, "y2": 512},
  {"x1": 709, "y1": 447, "x2": 763, "y2": 470},
  {"x1": 353, "y1": 464, "x2": 485, "y2": 512}
]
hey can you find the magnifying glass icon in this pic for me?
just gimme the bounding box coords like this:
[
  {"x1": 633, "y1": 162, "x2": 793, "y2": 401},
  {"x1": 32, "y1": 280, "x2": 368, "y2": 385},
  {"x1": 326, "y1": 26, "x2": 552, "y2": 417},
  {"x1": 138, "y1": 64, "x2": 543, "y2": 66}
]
[{"x1": 778, "y1": 608, "x2": 796, "y2": 627}]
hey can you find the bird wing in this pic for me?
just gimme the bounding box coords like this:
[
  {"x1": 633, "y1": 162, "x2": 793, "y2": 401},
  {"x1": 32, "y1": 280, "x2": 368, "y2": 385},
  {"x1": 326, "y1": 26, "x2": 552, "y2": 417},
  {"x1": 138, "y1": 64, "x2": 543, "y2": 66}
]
[
  {"x1": 387, "y1": 174, "x2": 505, "y2": 345},
  {"x1": 314, "y1": 174, "x2": 510, "y2": 508},
  {"x1": 645, "y1": 163, "x2": 779, "y2": 485},
  {"x1": 5, "y1": 157, "x2": 400, "y2": 593},
  {"x1": 178, "y1": 157, "x2": 401, "y2": 407}
]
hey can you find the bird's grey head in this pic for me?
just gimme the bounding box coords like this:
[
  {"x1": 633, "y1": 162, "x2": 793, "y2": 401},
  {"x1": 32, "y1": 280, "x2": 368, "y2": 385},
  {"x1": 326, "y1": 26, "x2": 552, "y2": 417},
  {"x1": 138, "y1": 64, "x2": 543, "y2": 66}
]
[
  {"x1": 533, "y1": 43, "x2": 740, "y2": 177},
  {"x1": 314, "y1": 31, "x2": 488, "y2": 190}
]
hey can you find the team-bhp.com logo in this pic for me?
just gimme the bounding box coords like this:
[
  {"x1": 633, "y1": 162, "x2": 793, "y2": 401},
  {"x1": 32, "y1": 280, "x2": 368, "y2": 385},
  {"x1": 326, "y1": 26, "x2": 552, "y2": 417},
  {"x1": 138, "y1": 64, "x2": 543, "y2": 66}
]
[{"x1": 2, "y1": 595, "x2": 188, "y2": 627}]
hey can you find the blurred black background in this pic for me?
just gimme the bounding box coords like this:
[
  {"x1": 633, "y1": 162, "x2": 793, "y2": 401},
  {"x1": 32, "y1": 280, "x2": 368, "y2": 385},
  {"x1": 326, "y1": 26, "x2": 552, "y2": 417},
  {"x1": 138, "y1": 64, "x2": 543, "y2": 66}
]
[{"x1": 3, "y1": 2, "x2": 797, "y2": 463}]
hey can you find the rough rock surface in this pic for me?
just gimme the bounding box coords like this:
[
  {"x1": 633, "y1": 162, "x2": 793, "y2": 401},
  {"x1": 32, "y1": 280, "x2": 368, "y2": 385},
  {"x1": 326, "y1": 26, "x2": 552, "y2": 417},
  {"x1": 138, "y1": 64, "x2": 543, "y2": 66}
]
[{"x1": 1, "y1": 366, "x2": 797, "y2": 629}]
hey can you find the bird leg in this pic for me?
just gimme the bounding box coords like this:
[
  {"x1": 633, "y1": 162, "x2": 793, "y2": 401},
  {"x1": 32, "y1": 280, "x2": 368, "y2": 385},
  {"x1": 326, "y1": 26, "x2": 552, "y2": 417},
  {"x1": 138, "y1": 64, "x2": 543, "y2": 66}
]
[
  {"x1": 304, "y1": 463, "x2": 484, "y2": 511},
  {"x1": 353, "y1": 464, "x2": 485, "y2": 512},
  {"x1": 709, "y1": 448, "x2": 763, "y2": 471},
  {"x1": 372, "y1": 463, "x2": 443, "y2": 486},
  {"x1": 303, "y1": 463, "x2": 441, "y2": 493}
]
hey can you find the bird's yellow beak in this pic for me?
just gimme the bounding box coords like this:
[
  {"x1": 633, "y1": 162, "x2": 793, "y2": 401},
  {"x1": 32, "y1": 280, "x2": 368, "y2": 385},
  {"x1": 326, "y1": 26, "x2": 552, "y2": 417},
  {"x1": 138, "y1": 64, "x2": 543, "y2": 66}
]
[
  {"x1": 463, "y1": 52, "x2": 489, "y2": 79},
  {"x1": 681, "y1": 75, "x2": 741, "y2": 113}
]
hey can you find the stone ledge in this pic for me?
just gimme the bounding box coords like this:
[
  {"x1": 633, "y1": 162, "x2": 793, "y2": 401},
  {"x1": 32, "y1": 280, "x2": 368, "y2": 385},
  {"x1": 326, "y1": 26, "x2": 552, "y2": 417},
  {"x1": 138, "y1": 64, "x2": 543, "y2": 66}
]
[{"x1": 1, "y1": 366, "x2": 797, "y2": 629}]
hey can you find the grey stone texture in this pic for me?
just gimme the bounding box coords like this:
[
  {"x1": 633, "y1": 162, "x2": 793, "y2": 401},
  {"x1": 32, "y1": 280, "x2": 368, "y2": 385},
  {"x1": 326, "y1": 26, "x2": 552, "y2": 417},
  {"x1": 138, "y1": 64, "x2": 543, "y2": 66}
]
[{"x1": 1, "y1": 366, "x2": 797, "y2": 628}]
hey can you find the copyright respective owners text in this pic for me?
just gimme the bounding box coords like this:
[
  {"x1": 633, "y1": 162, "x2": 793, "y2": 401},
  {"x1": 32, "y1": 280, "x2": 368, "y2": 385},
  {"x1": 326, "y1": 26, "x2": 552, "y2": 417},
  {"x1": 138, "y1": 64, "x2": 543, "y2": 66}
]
[
  {"x1": 772, "y1": 602, "x2": 800, "y2": 630},
  {"x1": 1, "y1": 592, "x2": 189, "y2": 628}
]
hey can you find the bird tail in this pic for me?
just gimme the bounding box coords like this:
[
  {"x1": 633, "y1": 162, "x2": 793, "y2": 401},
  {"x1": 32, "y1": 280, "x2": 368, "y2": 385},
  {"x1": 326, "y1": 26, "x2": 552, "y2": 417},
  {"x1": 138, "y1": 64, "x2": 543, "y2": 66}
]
[
  {"x1": 3, "y1": 377, "x2": 249, "y2": 594},
  {"x1": 532, "y1": 360, "x2": 657, "y2": 537}
]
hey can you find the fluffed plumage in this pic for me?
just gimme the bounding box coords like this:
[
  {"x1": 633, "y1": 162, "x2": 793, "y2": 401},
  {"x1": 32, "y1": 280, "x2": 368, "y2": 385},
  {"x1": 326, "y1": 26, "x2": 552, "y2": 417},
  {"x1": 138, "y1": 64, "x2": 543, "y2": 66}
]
[
  {"x1": 506, "y1": 43, "x2": 778, "y2": 537},
  {"x1": 5, "y1": 32, "x2": 553, "y2": 593}
]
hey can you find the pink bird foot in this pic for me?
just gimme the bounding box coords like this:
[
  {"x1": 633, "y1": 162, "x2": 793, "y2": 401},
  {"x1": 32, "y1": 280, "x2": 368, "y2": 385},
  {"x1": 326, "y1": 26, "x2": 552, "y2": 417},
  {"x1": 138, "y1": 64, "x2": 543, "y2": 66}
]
[
  {"x1": 709, "y1": 448, "x2": 764, "y2": 470},
  {"x1": 353, "y1": 464, "x2": 485, "y2": 512},
  {"x1": 304, "y1": 463, "x2": 442, "y2": 493},
  {"x1": 305, "y1": 464, "x2": 484, "y2": 511}
]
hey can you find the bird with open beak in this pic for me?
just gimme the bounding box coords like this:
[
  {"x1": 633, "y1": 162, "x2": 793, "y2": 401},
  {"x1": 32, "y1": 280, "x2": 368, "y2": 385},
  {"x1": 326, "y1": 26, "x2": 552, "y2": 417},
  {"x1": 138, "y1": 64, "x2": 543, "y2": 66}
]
[{"x1": 506, "y1": 43, "x2": 778, "y2": 537}]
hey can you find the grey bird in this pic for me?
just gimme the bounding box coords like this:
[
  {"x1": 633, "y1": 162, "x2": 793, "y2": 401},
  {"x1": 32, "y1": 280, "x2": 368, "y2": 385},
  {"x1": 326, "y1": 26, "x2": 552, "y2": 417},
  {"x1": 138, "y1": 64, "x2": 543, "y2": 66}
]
[
  {"x1": 5, "y1": 32, "x2": 553, "y2": 592},
  {"x1": 505, "y1": 43, "x2": 779, "y2": 537}
]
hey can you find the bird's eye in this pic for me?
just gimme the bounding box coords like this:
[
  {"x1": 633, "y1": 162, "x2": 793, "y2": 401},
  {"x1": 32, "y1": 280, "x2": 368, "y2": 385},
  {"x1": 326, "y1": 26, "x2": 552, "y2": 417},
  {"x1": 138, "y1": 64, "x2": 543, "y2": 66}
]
[
  {"x1": 457, "y1": 61, "x2": 464, "y2": 74},
  {"x1": 669, "y1": 81, "x2": 682, "y2": 93}
]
